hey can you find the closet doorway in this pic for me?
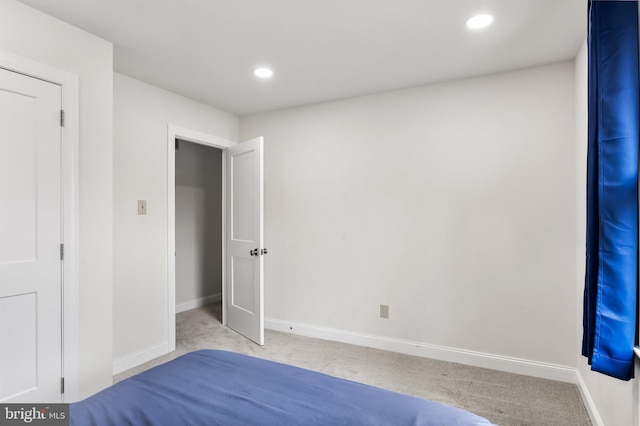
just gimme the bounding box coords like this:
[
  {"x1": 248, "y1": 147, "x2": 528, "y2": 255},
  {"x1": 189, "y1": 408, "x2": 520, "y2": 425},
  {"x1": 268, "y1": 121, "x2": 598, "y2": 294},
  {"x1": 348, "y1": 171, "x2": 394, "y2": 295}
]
[
  {"x1": 174, "y1": 139, "x2": 223, "y2": 317},
  {"x1": 167, "y1": 125, "x2": 265, "y2": 351},
  {"x1": 167, "y1": 125, "x2": 234, "y2": 352}
]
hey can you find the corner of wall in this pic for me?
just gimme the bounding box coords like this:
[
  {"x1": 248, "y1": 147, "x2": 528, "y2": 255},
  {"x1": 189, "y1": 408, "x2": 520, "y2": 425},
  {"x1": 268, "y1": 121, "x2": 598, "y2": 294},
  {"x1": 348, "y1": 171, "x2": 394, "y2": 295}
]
[{"x1": 576, "y1": 368, "x2": 605, "y2": 426}]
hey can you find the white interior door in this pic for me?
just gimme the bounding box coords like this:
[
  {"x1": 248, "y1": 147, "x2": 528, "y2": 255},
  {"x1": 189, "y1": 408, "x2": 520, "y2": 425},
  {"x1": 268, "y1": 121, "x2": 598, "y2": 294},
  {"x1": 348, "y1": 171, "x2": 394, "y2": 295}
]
[
  {"x1": 0, "y1": 68, "x2": 62, "y2": 403},
  {"x1": 226, "y1": 137, "x2": 264, "y2": 345}
]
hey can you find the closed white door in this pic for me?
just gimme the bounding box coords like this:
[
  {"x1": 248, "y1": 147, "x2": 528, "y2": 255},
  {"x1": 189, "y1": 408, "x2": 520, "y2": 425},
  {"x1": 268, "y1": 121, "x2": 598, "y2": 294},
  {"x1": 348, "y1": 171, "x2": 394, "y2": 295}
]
[
  {"x1": 226, "y1": 137, "x2": 264, "y2": 345},
  {"x1": 0, "y1": 68, "x2": 62, "y2": 403}
]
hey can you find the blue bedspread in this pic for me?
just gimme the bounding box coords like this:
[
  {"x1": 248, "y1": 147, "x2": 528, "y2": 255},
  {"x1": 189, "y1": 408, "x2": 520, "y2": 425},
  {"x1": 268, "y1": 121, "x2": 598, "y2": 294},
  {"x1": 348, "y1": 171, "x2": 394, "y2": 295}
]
[{"x1": 71, "y1": 350, "x2": 494, "y2": 425}]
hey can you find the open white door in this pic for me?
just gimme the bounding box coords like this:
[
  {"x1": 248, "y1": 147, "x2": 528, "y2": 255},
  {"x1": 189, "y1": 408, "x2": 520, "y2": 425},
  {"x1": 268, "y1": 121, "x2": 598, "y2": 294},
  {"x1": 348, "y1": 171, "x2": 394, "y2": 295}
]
[{"x1": 226, "y1": 137, "x2": 265, "y2": 345}]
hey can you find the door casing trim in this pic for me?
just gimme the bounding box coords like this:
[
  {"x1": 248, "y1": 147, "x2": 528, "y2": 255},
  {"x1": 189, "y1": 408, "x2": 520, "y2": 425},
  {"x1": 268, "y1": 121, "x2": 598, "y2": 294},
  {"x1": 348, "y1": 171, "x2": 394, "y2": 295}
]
[{"x1": 167, "y1": 125, "x2": 236, "y2": 352}]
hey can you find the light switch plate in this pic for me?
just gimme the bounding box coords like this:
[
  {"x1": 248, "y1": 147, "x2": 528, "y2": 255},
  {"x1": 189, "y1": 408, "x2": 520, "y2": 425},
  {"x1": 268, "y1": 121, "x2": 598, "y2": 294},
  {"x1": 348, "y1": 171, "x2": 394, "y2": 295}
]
[
  {"x1": 380, "y1": 304, "x2": 389, "y2": 319},
  {"x1": 138, "y1": 200, "x2": 147, "y2": 215}
]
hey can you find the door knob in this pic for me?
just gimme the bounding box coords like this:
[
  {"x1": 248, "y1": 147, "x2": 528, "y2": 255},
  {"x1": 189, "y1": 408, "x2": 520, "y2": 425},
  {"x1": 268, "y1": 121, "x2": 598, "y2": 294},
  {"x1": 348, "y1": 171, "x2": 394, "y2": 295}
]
[
  {"x1": 250, "y1": 248, "x2": 259, "y2": 256},
  {"x1": 261, "y1": 248, "x2": 268, "y2": 255}
]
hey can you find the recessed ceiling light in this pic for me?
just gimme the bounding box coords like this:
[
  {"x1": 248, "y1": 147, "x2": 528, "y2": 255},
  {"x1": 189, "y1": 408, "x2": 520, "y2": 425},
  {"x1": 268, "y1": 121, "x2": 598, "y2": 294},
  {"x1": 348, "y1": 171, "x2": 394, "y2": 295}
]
[
  {"x1": 254, "y1": 67, "x2": 274, "y2": 79},
  {"x1": 465, "y1": 14, "x2": 494, "y2": 30}
]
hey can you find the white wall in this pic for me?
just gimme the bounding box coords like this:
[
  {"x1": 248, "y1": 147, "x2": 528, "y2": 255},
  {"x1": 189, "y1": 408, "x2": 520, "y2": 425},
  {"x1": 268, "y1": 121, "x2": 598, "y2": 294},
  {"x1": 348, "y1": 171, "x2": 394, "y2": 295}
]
[
  {"x1": 175, "y1": 141, "x2": 223, "y2": 309},
  {"x1": 241, "y1": 61, "x2": 577, "y2": 368},
  {"x1": 574, "y1": 39, "x2": 639, "y2": 426},
  {"x1": 113, "y1": 73, "x2": 237, "y2": 363},
  {"x1": 0, "y1": 0, "x2": 114, "y2": 398}
]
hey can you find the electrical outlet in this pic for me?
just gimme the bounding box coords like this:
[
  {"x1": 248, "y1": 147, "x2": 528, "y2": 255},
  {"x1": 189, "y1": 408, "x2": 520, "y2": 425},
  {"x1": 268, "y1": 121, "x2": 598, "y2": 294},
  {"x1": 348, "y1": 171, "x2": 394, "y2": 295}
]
[
  {"x1": 380, "y1": 304, "x2": 389, "y2": 319},
  {"x1": 138, "y1": 200, "x2": 147, "y2": 215}
]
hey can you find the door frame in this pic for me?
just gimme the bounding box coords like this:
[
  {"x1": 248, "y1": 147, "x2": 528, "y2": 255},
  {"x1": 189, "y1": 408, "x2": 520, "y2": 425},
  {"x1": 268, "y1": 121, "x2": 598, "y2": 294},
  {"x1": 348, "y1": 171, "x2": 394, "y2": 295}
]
[
  {"x1": 167, "y1": 124, "x2": 236, "y2": 351},
  {"x1": 0, "y1": 51, "x2": 80, "y2": 402}
]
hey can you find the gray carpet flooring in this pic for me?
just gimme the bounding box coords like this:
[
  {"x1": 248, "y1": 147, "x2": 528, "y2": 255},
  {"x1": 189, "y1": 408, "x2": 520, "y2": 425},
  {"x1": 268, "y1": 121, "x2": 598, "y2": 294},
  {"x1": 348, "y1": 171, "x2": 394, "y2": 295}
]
[{"x1": 115, "y1": 303, "x2": 591, "y2": 426}]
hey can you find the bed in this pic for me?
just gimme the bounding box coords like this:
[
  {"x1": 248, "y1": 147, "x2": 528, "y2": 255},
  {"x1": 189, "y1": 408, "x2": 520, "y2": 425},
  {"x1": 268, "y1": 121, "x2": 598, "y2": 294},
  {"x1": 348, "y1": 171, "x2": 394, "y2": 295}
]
[{"x1": 71, "y1": 350, "x2": 495, "y2": 425}]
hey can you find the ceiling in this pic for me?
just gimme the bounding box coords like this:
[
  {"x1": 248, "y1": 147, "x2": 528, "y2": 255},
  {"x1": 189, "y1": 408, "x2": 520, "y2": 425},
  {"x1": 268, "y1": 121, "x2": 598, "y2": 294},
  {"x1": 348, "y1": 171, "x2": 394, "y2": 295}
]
[{"x1": 18, "y1": 0, "x2": 586, "y2": 116}]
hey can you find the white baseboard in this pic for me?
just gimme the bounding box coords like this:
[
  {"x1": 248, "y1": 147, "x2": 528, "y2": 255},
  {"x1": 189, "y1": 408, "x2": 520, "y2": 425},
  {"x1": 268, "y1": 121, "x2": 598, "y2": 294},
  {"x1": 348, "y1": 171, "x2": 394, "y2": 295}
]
[
  {"x1": 575, "y1": 370, "x2": 604, "y2": 426},
  {"x1": 112, "y1": 341, "x2": 169, "y2": 375},
  {"x1": 113, "y1": 294, "x2": 221, "y2": 375},
  {"x1": 176, "y1": 292, "x2": 221, "y2": 314},
  {"x1": 265, "y1": 317, "x2": 576, "y2": 383}
]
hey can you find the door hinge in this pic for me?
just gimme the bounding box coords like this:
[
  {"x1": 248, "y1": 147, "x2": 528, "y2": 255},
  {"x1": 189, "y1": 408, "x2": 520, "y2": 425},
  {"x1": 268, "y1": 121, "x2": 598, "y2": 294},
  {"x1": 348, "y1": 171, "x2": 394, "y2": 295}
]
[
  {"x1": 60, "y1": 377, "x2": 65, "y2": 394},
  {"x1": 60, "y1": 243, "x2": 64, "y2": 260},
  {"x1": 60, "y1": 110, "x2": 65, "y2": 127}
]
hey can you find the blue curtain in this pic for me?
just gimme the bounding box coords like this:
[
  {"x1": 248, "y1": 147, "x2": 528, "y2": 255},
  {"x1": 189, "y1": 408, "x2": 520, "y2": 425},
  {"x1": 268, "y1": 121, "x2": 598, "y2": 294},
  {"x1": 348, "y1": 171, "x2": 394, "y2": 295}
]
[{"x1": 583, "y1": 0, "x2": 639, "y2": 381}]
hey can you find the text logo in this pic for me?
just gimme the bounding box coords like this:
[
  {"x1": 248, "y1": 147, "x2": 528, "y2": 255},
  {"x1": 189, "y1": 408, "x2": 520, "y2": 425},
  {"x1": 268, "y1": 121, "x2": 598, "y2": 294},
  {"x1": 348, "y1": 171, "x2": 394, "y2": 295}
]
[{"x1": 0, "y1": 404, "x2": 68, "y2": 426}]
